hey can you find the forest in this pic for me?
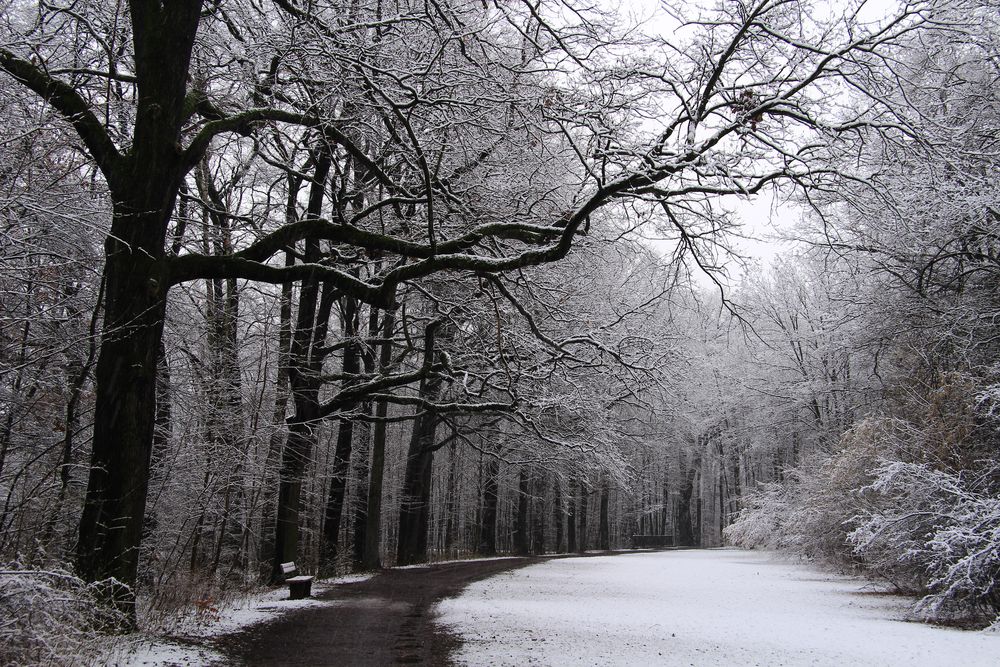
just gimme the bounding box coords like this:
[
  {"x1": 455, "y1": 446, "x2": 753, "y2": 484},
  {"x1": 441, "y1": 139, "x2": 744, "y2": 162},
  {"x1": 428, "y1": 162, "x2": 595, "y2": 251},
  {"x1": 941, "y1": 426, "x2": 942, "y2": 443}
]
[{"x1": 1, "y1": 0, "x2": 998, "y2": 661}]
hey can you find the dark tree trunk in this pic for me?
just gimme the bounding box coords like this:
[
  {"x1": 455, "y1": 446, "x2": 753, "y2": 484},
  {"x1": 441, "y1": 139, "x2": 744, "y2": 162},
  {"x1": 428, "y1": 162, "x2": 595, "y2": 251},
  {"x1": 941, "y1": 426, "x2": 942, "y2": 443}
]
[
  {"x1": 362, "y1": 308, "x2": 394, "y2": 570},
  {"x1": 351, "y1": 304, "x2": 379, "y2": 571},
  {"x1": 599, "y1": 480, "x2": 610, "y2": 550},
  {"x1": 394, "y1": 412, "x2": 438, "y2": 566},
  {"x1": 271, "y1": 150, "x2": 333, "y2": 581},
  {"x1": 512, "y1": 467, "x2": 530, "y2": 556},
  {"x1": 478, "y1": 455, "x2": 499, "y2": 556},
  {"x1": 76, "y1": 209, "x2": 173, "y2": 615},
  {"x1": 553, "y1": 477, "x2": 563, "y2": 553},
  {"x1": 661, "y1": 468, "x2": 670, "y2": 536},
  {"x1": 71, "y1": 3, "x2": 204, "y2": 623},
  {"x1": 577, "y1": 481, "x2": 588, "y2": 553},
  {"x1": 675, "y1": 456, "x2": 701, "y2": 547},
  {"x1": 566, "y1": 478, "x2": 577, "y2": 553},
  {"x1": 321, "y1": 295, "x2": 362, "y2": 574},
  {"x1": 395, "y1": 321, "x2": 444, "y2": 566},
  {"x1": 532, "y1": 473, "x2": 545, "y2": 554}
]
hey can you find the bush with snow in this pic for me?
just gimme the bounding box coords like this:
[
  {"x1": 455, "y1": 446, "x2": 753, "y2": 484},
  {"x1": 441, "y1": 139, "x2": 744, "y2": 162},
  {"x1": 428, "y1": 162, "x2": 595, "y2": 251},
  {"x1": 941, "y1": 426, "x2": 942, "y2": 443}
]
[
  {"x1": 723, "y1": 481, "x2": 790, "y2": 549},
  {"x1": 726, "y1": 417, "x2": 909, "y2": 567},
  {"x1": 727, "y1": 392, "x2": 1000, "y2": 626},
  {"x1": 0, "y1": 563, "x2": 127, "y2": 666},
  {"x1": 849, "y1": 460, "x2": 1000, "y2": 624}
]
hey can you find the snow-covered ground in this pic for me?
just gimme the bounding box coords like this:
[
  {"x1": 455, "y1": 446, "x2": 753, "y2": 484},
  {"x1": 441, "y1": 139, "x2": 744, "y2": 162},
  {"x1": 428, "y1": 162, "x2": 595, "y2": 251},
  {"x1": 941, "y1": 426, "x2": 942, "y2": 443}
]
[{"x1": 436, "y1": 549, "x2": 998, "y2": 666}]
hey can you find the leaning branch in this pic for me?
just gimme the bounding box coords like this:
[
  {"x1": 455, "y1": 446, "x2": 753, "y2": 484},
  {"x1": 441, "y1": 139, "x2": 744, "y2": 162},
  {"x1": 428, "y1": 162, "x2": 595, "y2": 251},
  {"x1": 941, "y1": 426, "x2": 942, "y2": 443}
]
[
  {"x1": 0, "y1": 48, "x2": 121, "y2": 180},
  {"x1": 182, "y1": 107, "x2": 402, "y2": 193}
]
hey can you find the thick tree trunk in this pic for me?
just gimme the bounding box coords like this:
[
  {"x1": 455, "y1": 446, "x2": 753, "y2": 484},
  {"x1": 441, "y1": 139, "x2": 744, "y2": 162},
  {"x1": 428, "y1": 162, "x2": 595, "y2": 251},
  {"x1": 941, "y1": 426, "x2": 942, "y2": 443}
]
[
  {"x1": 395, "y1": 417, "x2": 436, "y2": 565},
  {"x1": 512, "y1": 467, "x2": 530, "y2": 556},
  {"x1": 532, "y1": 473, "x2": 545, "y2": 554},
  {"x1": 396, "y1": 320, "x2": 442, "y2": 565},
  {"x1": 599, "y1": 480, "x2": 610, "y2": 550},
  {"x1": 478, "y1": 455, "x2": 499, "y2": 556},
  {"x1": 675, "y1": 455, "x2": 701, "y2": 547},
  {"x1": 321, "y1": 295, "x2": 362, "y2": 574},
  {"x1": 72, "y1": 3, "x2": 203, "y2": 623},
  {"x1": 553, "y1": 477, "x2": 563, "y2": 553},
  {"x1": 270, "y1": 151, "x2": 333, "y2": 580},
  {"x1": 76, "y1": 208, "x2": 171, "y2": 618},
  {"x1": 577, "y1": 481, "x2": 588, "y2": 553},
  {"x1": 566, "y1": 477, "x2": 577, "y2": 553},
  {"x1": 362, "y1": 308, "x2": 394, "y2": 570},
  {"x1": 396, "y1": 322, "x2": 444, "y2": 566}
]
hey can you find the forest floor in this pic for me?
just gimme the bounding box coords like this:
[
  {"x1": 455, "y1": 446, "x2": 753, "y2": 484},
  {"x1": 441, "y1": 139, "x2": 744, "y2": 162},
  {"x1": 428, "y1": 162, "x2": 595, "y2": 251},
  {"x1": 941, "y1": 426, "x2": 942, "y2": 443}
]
[{"x1": 438, "y1": 548, "x2": 1000, "y2": 666}]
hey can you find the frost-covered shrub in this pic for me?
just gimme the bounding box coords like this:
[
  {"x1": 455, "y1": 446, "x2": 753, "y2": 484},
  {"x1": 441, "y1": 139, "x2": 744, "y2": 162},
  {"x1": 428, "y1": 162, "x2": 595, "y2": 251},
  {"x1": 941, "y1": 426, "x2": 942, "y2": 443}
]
[
  {"x1": 726, "y1": 417, "x2": 911, "y2": 566},
  {"x1": 849, "y1": 461, "x2": 1000, "y2": 623},
  {"x1": 724, "y1": 467, "x2": 849, "y2": 559},
  {"x1": 726, "y1": 456, "x2": 866, "y2": 564},
  {"x1": 724, "y1": 459, "x2": 861, "y2": 560},
  {"x1": 723, "y1": 482, "x2": 789, "y2": 549},
  {"x1": 0, "y1": 563, "x2": 127, "y2": 666}
]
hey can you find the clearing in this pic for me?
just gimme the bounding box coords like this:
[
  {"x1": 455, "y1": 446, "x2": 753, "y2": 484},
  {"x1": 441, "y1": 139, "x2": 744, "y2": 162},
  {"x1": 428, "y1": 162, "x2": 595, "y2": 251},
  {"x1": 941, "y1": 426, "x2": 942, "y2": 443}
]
[{"x1": 436, "y1": 549, "x2": 998, "y2": 666}]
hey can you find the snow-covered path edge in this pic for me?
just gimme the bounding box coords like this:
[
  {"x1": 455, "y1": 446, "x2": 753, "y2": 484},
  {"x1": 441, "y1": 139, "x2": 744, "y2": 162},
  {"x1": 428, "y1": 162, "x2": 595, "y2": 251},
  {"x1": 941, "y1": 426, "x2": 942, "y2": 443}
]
[
  {"x1": 436, "y1": 548, "x2": 998, "y2": 667},
  {"x1": 97, "y1": 574, "x2": 372, "y2": 666}
]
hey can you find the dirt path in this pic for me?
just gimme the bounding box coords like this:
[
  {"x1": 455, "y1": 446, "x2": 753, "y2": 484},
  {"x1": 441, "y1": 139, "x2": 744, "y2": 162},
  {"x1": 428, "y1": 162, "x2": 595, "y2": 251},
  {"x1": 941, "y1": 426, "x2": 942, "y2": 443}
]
[{"x1": 214, "y1": 557, "x2": 535, "y2": 666}]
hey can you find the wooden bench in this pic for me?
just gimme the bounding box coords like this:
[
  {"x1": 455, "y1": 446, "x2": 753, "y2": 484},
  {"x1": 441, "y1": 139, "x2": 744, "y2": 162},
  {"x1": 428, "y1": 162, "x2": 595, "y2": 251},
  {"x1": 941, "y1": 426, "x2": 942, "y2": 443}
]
[
  {"x1": 280, "y1": 561, "x2": 314, "y2": 600},
  {"x1": 631, "y1": 534, "x2": 674, "y2": 549}
]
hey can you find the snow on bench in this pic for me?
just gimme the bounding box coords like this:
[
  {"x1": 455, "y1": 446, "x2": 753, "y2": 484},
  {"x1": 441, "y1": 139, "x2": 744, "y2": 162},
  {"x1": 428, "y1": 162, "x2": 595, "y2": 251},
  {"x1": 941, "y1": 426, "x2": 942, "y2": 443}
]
[{"x1": 280, "y1": 561, "x2": 314, "y2": 600}]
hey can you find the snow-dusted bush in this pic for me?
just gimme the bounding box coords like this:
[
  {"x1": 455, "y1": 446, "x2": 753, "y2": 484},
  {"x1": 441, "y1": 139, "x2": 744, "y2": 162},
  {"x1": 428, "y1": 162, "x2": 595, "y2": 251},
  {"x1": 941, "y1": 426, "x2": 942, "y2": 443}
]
[
  {"x1": 849, "y1": 461, "x2": 1000, "y2": 623},
  {"x1": 723, "y1": 482, "x2": 790, "y2": 549},
  {"x1": 726, "y1": 417, "x2": 911, "y2": 566},
  {"x1": 731, "y1": 375, "x2": 1000, "y2": 626},
  {"x1": 0, "y1": 563, "x2": 127, "y2": 666},
  {"x1": 726, "y1": 456, "x2": 865, "y2": 564}
]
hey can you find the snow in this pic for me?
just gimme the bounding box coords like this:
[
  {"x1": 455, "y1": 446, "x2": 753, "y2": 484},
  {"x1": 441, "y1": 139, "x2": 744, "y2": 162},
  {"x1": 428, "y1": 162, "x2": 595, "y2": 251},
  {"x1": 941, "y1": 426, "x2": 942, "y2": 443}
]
[
  {"x1": 98, "y1": 636, "x2": 228, "y2": 667},
  {"x1": 436, "y1": 549, "x2": 999, "y2": 666},
  {"x1": 169, "y1": 574, "x2": 370, "y2": 638},
  {"x1": 97, "y1": 574, "x2": 372, "y2": 666},
  {"x1": 393, "y1": 556, "x2": 523, "y2": 570}
]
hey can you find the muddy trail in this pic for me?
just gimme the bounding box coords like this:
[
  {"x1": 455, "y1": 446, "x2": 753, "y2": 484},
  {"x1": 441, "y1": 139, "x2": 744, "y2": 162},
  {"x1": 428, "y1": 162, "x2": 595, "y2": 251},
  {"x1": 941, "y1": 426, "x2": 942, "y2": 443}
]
[{"x1": 214, "y1": 557, "x2": 537, "y2": 666}]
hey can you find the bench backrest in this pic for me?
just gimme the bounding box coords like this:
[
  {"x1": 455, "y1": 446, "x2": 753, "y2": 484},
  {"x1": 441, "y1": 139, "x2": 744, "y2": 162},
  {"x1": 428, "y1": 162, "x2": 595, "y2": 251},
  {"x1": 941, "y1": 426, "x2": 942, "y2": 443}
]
[{"x1": 280, "y1": 561, "x2": 297, "y2": 575}]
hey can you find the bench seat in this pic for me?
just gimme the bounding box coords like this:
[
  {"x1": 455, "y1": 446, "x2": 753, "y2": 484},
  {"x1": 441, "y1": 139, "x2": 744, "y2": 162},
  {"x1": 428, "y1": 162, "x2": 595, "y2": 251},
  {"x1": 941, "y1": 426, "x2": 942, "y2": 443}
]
[{"x1": 286, "y1": 575, "x2": 314, "y2": 600}]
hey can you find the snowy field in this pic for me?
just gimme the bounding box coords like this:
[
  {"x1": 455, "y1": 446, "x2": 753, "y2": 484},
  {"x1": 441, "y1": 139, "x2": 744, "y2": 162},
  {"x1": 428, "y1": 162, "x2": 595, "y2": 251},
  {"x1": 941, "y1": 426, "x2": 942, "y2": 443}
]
[{"x1": 436, "y1": 549, "x2": 998, "y2": 666}]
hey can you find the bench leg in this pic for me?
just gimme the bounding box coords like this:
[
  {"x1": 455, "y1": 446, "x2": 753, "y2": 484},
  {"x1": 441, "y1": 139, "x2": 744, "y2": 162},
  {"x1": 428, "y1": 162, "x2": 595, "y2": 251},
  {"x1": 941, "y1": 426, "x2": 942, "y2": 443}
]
[{"x1": 288, "y1": 580, "x2": 312, "y2": 600}]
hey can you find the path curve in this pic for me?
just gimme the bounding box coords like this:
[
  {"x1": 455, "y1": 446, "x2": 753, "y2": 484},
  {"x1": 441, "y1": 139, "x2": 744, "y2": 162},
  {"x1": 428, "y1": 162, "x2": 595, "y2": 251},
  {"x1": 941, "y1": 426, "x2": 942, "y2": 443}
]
[{"x1": 215, "y1": 557, "x2": 535, "y2": 666}]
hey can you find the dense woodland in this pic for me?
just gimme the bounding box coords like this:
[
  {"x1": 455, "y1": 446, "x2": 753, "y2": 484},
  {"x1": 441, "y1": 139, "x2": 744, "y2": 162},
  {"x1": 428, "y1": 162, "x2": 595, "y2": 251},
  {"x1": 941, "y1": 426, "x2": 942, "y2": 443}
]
[{"x1": 1, "y1": 0, "x2": 999, "y2": 661}]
